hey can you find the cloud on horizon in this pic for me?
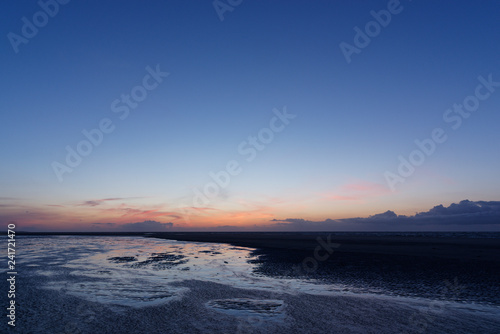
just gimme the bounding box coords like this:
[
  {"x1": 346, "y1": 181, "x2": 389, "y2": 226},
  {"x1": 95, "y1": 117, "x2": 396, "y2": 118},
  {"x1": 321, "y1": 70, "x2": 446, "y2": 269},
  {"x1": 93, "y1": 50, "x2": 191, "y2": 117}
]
[
  {"x1": 4, "y1": 200, "x2": 499, "y2": 232},
  {"x1": 268, "y1": 200, "x2": 500, "y2": 231},
  {"x1": 78, "y1": 198, "x2": 129, "y2": 207},
  {"x1": 118, "y1": 220, "x2": 174, "y2": 232}
]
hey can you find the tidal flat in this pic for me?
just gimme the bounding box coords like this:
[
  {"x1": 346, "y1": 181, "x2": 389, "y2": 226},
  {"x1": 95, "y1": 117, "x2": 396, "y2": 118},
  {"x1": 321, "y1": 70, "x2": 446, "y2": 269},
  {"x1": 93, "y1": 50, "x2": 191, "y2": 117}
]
[{"x1": 2, "y1": 233, "x2": 500, "y2": 333}]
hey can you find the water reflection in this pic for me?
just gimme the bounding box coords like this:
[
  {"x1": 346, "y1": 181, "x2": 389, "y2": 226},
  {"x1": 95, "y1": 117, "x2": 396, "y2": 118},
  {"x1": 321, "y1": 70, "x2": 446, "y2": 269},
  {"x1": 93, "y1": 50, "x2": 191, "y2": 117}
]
[{"x1": 19, "y1": 236, "x2": 318, "y2": 308}]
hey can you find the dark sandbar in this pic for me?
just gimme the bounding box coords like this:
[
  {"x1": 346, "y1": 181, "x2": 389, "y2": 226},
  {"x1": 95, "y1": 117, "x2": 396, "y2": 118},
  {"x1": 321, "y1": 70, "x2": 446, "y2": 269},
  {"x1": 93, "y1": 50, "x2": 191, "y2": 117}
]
[{"x1": 147, "y1": 232, "x2": 500, "y2": 304}]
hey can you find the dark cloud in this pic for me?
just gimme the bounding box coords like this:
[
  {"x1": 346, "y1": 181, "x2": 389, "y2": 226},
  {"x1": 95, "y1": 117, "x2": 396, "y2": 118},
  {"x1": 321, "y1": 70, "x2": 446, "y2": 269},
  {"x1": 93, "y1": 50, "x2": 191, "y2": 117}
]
[
  {"x1": 368, "y1": 210, "x2": 399, "y2": 220},
  {"x1": 78, "y1": 198, "x2": 133, "y2": 207},
  {"x1": 267, "y1": 218, "x2": 340, "y2": 231},
  {"x1": 267, "y1": 200, "x2": 500, "y2": 231},
  {"x1": 119, "y1": 220, "x2": 174, "y2": 232},
  {"x1": 91, "y1": 222, "x2": 116, "y2": 228},
  {"x1": 214, "y1": 225, "x2": 246, "y2": 231},
  {"x1": 415, "y1": 200, "x2": 500, "y2": 217},
  {"x1": 343, "y1": 200, "x2": 500, "y2": 226},
  {"x1": 81, "y1": 201, "x2": 101, "y2": 207}
]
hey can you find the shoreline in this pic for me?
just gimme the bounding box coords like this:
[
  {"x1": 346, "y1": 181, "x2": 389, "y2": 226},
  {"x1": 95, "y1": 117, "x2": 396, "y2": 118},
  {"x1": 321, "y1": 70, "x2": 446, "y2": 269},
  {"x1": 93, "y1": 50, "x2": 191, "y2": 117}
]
[
  {"x1": 7, "y1": 233, "x2": 500, "y2": 333},
  {"x1": 17, "y1": 232, "x2": 500, "y2": 305},
  {"x1": 146, "y1": 232, "x2": 500, "y2": 306},
  {"x1": 146, "y1": 231, "x2": 500, "y2": 261},
  {"x1": 17, "y1": 231, "x2": 500, "y2": 261}
]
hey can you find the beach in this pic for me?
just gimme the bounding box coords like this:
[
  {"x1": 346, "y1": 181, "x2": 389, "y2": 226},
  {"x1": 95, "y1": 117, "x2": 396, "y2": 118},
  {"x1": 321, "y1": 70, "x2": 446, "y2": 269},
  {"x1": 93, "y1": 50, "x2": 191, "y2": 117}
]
[
  {"x1": 148, "y1": 232, "x2": 500, "y2": 304},
  {"x1": 4, "y1": 232, "x2": 500, "y2": 333}
]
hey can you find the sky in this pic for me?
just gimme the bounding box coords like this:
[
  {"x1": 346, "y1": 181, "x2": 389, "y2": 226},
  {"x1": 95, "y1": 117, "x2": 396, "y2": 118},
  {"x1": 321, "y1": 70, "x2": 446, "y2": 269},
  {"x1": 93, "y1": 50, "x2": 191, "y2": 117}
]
[{"x1": 1, "y1": 0, "x2": 499, "y2": 232}]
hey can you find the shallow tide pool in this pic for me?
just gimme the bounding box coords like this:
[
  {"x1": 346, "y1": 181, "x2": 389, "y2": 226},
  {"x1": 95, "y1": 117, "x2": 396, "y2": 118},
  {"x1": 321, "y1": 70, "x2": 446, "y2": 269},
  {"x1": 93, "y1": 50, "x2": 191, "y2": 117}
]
[
  {"x1": 15, "y1": 236, "x2": 349, "y2": 310},
  {"x1": 12, "y1": 235, "x2": 500, "y2": 328}
]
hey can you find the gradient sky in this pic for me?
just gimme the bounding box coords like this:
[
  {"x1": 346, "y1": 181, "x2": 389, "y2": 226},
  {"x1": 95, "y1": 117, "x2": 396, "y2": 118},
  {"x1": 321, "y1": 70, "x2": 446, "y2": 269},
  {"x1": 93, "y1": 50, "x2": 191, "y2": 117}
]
[{"x1": 1, "y1": 0, "x2": 499, "y2": 231}]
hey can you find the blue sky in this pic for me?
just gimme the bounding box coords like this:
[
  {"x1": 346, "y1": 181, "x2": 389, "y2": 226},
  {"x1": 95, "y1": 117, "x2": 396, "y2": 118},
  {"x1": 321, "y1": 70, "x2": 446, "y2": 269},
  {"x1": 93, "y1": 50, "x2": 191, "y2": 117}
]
[{"x1": 1, "y1": 0, "x2": 499, "y2": 231}]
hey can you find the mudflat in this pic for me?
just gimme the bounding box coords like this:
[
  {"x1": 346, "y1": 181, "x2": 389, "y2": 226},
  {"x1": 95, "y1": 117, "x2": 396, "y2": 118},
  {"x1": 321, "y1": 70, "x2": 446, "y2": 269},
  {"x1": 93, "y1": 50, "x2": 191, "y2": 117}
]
[
  {"x1": 147, "y1": 232, "x2": 500, "y2": 261},
  {"x1": 147, "y1": 232, "x2": 500, "y2": 305}
]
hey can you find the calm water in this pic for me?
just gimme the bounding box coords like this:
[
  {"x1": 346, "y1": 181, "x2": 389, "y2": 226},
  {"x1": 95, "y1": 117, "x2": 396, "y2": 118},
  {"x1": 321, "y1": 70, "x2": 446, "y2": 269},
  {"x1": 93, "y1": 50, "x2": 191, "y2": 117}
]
[
  {"x1": 10, "y1": 235, "x2": 500, "y2": 318},
  {"x1": 15, "y1": 236, "x2": 355, "y2": 308},
  {"x1": 4, "y1": 235, "x2": 500, "y2": 333}
]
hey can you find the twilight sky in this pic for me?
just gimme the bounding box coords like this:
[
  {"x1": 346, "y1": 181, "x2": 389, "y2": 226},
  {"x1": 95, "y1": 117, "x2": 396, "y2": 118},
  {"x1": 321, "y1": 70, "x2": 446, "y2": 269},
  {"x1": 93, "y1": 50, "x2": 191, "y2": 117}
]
[{"x1": 1, "y1": 0, "x2": 499, "y2": 232}]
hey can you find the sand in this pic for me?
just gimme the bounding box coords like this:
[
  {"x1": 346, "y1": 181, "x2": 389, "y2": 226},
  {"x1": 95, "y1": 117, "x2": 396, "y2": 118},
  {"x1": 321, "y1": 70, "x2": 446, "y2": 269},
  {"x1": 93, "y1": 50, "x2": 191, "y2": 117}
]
[
  {"x1": 6, "y1": 233, "x2": 500, "y2": 333},
  {"x1": 145, "y1": 232, "x2": 500, "y2": 261}
]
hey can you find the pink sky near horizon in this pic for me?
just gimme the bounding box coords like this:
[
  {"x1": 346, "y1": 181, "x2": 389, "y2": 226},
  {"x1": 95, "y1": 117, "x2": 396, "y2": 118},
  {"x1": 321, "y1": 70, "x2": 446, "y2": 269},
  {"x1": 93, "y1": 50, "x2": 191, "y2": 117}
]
[
  {"x1": 0, "y1": 179, "x2": 482, "y2": 232},
  {"x1": 2, "y1": 1, "x2": 500, "y2": 233}
]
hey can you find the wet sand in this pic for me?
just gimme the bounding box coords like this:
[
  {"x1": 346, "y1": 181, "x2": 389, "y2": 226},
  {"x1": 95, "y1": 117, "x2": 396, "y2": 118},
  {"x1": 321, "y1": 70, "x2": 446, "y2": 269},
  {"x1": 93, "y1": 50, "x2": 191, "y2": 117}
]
[
  {"x1": 145, "y1": 232, "x2": 500, "y2": 261},
  {"x1": 6, "y1": 233, "x2": 500, "y2": 333},
  {"x1": 147, "y1": 232, "x2": 500, "y2": 305},
  {"x1": 20, "y1": 232, "x2": 500, "y2": 262},
  {"x1": 6, "y1": 278, "x2": 500, "y2": 334}
]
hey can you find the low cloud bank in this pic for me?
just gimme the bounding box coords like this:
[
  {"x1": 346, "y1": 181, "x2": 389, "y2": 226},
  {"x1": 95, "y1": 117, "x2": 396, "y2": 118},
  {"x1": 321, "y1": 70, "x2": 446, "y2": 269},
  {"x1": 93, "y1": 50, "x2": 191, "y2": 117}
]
[
  {"x1": 118, "y1": 220, "x2": 174, "y2": 231},
  {"x1": 269, "y1": 200, "x2": 500, "y2": 231}
]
